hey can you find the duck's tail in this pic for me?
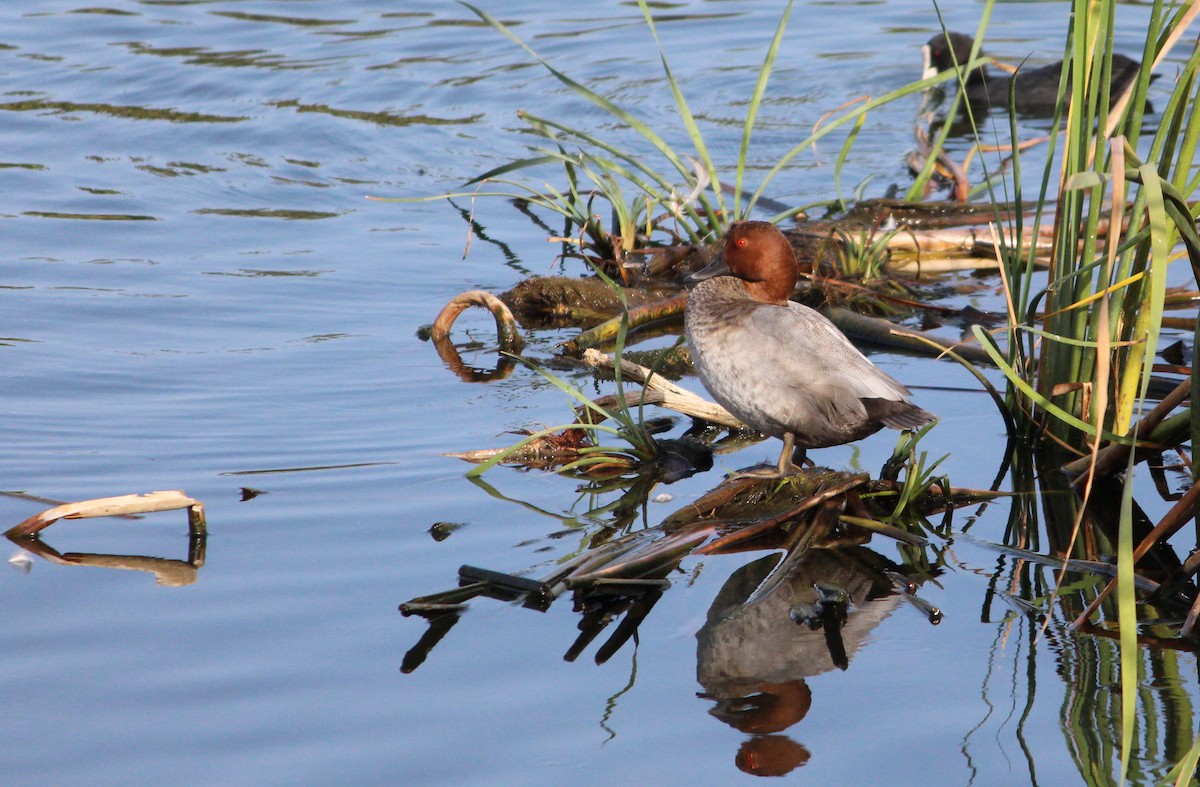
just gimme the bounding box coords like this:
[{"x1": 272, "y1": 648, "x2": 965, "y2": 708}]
[{"x1": 864, "y1": 398, "x2": 937, "y2": 431}]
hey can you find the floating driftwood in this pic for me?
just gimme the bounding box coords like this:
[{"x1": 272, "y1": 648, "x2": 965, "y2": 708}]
[
  {"x1": 6, "y1": 490, "x2": 206, "y2": 538},
  {"x1": 6, "y1": 490, "x2": 208, "y2": 586}
]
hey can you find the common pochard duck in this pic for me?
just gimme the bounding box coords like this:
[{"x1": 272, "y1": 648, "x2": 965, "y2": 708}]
[
  {"x1": 684, "y1": 221, "x2": 934, "y2": 475},
  {"x1": 923, "y1": 32, "x2": 1148, "y2": 115}
]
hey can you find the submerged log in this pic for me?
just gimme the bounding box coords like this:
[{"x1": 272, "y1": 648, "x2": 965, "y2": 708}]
[
  {"x1": 821, "y1": 306, "x2": 994, "y2": 364},
  {"x1": 500, "y1": 276, "x2": 679, "y2": 329},
  {"x1": 501, "y1": 276, "x2": 623, "y2": 326}
]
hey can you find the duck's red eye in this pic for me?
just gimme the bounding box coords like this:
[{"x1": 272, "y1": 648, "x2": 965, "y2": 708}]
[{"x1": 735, "y1": 238, "x2": 748, "y2": 248}]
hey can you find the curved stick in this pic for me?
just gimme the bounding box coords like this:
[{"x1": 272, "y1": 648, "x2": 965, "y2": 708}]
[{"x1": 431, "y1": 290, "x2": 525, "y2": 352}]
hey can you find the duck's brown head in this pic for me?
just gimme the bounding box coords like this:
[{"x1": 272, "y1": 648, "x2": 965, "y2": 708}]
[{"x1": 721, "y1": 221, "x2": 797, "y2": 305}]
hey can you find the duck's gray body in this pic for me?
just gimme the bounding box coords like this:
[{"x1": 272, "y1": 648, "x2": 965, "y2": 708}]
[{"x1": 685, "y1": 277, "x2": 932, "y2": 450}]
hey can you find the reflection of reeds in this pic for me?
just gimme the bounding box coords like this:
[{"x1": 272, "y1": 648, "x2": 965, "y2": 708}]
[{"x1": 971, "y1": 485, "x2": 1200, "y2": 784}]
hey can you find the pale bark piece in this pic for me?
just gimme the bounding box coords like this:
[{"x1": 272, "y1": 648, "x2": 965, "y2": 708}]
[
  {"x1": 581, "y1": 348, "x2": 745, "y2": 429},
  {"x1": 7, "y1": 490, "x2": 205, "y2": 538}
]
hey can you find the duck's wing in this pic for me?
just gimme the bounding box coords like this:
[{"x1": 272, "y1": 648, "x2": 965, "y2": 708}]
[
  {"x1": 750, "y1": 304, "x2": 915, "y2": 398},
  {"x1": 730, "y1": 304, "x2": 926, "y2": 436}
]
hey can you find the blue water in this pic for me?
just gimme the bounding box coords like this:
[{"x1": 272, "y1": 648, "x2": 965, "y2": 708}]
[{"x1": 1, "y1": 1, "x2": 1190, "y2": 784}]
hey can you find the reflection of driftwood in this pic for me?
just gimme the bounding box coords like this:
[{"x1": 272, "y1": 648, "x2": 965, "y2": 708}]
[
  {"x1": 430, "y1": 289, "x2": 524, "y2": 351},
  {"x1": 16, "y1": 535, "x2": 207, "y2": 587},
  {"x1": 581, "y1": 348, "x2": 744, "y2": 429},
  {"x1": 6, "y1": 490, "x2": 206, "y2": 538},
  {"x1": 430, "y1": 333, "x2": 518, "y2": 382}
]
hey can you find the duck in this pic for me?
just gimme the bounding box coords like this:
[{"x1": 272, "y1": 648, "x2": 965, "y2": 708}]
[
  {"x1": 684, "y1": 221, "x2": 934, "y2": 476},
  {"x1": 922, "y1": 31, "x2": 1148, "y2": 115}
]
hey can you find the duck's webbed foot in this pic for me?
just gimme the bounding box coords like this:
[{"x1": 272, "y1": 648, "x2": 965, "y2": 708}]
[
  {"x1": 724, "y1": 464, "x2": 788, "y2": 481},
  {"x1": 720, "y1": 435, "x2": 814, "y2": 481}
]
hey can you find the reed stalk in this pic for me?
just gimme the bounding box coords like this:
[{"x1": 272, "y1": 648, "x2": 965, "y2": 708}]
[{"x1": 956, "y1": 1, "x2": 1200, "y2": 777}]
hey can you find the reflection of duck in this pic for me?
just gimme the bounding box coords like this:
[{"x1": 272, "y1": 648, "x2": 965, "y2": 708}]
[
  {"x1": 922, "y1": 31, "x2": 1149, "y2": 115},
  {"x1": 696, "y1": 549, "x2": 912, "y2": 776},
  {"x1": 696, "y1": 550, "x2": 901, "y2": 689},
  {"x1": 685, "y1": 222, "x2": 933, "y2": 475},
  {"x1": 736, "y1": 732, "x2": 810, "y2": 777}
]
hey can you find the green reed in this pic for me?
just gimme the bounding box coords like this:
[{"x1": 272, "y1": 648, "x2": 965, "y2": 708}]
[{"x1": 947, "y1": 1, "x2": 1200, "y2": 778}]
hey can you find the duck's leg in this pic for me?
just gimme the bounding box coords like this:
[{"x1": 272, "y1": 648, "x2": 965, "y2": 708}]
[
  {"x1": 776, "y1": 433, "x2": 801, "y2": 475},
  {"x1": 723, "y1": 434, "x2": 808, "y2": 481},
  {"x1": 773, "y1": 434, "x2": 813, "y2": 475}
]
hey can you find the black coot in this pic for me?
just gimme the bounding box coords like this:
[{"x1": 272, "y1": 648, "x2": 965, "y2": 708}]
[{"x1": 923, "y1": 32, "x2": 1148, "y2": 115}]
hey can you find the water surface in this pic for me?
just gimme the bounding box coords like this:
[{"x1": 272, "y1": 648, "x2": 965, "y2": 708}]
[{"x1": 1, "y1": 1, "x2": 1192, "y2": 784}]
